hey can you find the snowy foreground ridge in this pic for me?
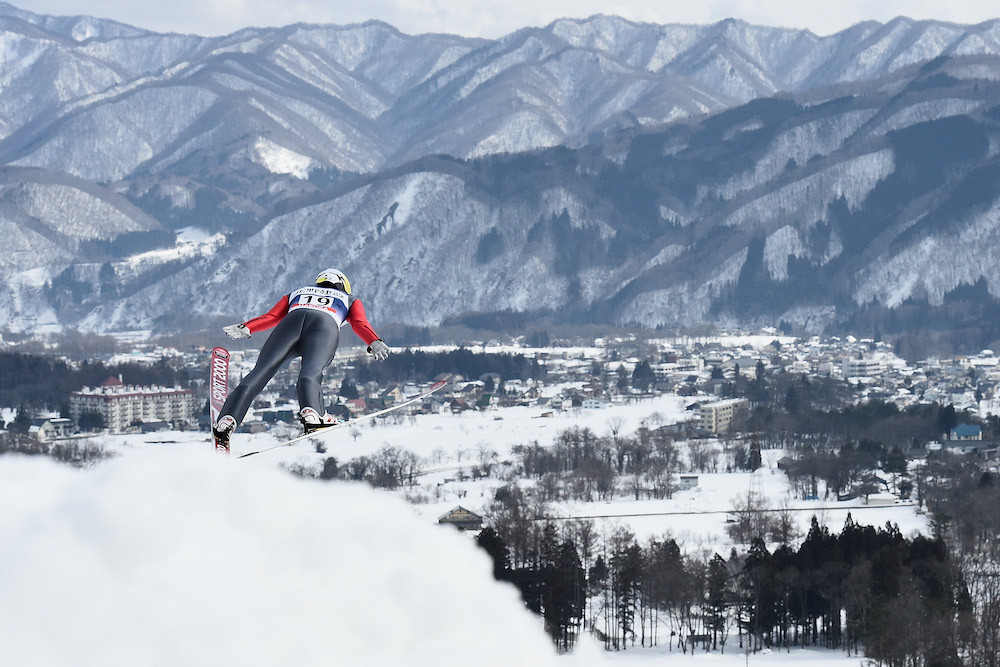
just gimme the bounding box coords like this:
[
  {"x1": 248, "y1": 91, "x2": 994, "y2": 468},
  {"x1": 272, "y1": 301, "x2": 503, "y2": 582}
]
[
  {"x1": 0, "y1": 450, "x2": 579, "y2": 667},
  {"x1": 0, "y1": 447, "x2": 876, "y2": 666}
]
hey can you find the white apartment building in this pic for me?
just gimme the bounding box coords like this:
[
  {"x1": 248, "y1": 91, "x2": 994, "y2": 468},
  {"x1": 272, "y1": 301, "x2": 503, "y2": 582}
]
[
  {"x1": 69, "y1": 376, "x2": 196, "y2": 433},
  {"x1": 699, "y1": 398, "x2": 749, "y2": 434},
  {"x1": 842, "y1": 357, "x2": 886, "y2": 378}
]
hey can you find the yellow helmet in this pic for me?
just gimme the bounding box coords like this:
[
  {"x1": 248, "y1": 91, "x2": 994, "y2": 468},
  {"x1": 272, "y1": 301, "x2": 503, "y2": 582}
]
[{"x1": 316, "y1": 268, "x2": 350, "y2": 294}]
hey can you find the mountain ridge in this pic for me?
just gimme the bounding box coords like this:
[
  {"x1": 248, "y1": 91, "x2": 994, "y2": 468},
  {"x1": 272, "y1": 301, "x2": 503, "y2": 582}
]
[{"x1": 4, "y1": 5, "x2": 1000, "y2": 348}]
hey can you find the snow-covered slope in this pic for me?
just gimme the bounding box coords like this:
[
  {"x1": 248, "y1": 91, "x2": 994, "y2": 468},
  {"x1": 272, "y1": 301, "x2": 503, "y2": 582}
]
[
  {"x1": 4, "y1": 8, "x2": 1000, "y2": 180},
  {"x1": 60, "y1": 62, "x2": 1000, "y2": 338},
  {"x1": 8, "y1": 8, "x2": 1000, "y2": 337},
  {"x1": 0, "y1": 450, "x2": 570, "y2": 666}
]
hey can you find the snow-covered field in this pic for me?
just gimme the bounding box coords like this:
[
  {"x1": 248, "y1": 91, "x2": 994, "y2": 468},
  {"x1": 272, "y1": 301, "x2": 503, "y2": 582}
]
[
  {"x1": 2, "y1": 392, "x2": 919, "y2": 665},
  {"x1": 216, "y1": 393, "x2": 927, "y2": 547}
]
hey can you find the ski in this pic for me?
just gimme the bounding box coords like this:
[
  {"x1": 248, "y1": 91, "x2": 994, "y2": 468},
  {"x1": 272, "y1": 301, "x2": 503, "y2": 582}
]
[
  {"x1": 237, "y1": 379, "x2": 449, "y2": 459},
  {"x1": 209, "y1": 347, "x2": 231, "y2": 454}
]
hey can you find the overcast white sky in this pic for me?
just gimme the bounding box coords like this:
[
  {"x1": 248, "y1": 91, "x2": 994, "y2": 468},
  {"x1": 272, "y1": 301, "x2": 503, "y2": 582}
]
[{"x1": 18, "y1": 0, "x2": 1000, "y2": 39}]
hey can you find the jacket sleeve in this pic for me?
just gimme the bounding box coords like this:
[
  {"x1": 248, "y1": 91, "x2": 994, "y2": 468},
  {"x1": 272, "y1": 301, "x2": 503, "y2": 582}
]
[
  {"x1": 346, "y1": 298, "x2": 380, "y2": 346},
  {"x1": 242, "y1": 295, "x2": 290, "y2": 334}
]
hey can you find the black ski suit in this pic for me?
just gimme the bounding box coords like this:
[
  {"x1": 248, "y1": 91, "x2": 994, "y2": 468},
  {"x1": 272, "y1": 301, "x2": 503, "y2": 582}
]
[{"x1": 219, "y1": 285, "x2": 380, "y2": 424}]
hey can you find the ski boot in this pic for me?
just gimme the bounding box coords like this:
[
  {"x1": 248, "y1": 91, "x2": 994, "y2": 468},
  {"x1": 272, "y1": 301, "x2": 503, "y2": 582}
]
[
  {"x1": 299, "y1": 407, "x2": 338, "y2": 434},
  {"x1": 213, "y1": 415, "x2": 237, "y2": 452}
]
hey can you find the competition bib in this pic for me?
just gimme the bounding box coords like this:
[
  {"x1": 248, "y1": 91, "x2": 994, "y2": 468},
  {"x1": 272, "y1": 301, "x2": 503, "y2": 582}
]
[{"x1": 287, "y1": 286, "x2": 350, "y2": 325}]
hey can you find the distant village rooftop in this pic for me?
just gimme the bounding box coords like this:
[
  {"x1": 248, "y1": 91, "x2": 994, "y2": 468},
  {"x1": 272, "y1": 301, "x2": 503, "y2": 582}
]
[{"x1": 72, "y1": 376, "x2": 191, "y2": 397}]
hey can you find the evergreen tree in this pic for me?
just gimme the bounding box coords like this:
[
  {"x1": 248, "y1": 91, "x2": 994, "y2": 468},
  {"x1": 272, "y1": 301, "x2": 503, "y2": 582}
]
[
  {"x1": 616, "y1": 364, "x2": 629, "y2": 392},
  {"x1": 705, "y1": 553, "x2": 731, "y2": 650},
  {"x1": 319, "y1": 457, "x2": 339, "y2": 480},
  {"x1": 476, "y1": 527, "x2": 512, "y2": 582},
  {"x1": 99, "y1": 261, "x2": 117, "y2": 297},
  {"x1": 338, "y1": 377, "x2": 360, "y2": 399},
  {"x1": 12, "y1": 404, "x2": 32, "y2": 433},
  {"x1": 630, "y1": 361, "x2": 656, "y2": 391},
  {"x1": 77, "y1": 410, "x2": 105, "y2": 432},
  {"x1": 936, "y1": 404, "x2": 958, "y2": 438},
  {"x1": 612, "y1": 538, "x2": 643, "y2": 649}
]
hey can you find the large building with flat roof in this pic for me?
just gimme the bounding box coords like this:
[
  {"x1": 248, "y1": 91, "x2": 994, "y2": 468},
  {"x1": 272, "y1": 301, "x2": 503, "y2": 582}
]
[
  {"x1": 699, "y1": 398, "x2": 749, "y2": 434},
  {"x1": 69, "y1": 376, "x2": 196, "y2": 433}
]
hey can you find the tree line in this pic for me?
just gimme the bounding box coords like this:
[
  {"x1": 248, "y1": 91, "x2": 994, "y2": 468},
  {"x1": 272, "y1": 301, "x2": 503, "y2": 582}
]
[
  {"x1": 281, "y1": 416, "x2": 999, "y2": 666},
  {"x1": 349, "y1": 348, "x2": 548, "y2": 385},
  {"x1": 715, "y1": 358, "x2": 984, "y2": 449},
  {"x1": 0, "y1": 352, "x2": 193, "y2": 416},
  {"x1": 479, "y1": 495, "x2": 975, "y2": 666}
]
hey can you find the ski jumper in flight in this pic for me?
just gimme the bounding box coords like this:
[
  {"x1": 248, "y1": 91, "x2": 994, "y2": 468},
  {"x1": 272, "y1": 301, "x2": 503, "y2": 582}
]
[{"x1": 212, "y1": 268, "x2": 390, "y2": 446}]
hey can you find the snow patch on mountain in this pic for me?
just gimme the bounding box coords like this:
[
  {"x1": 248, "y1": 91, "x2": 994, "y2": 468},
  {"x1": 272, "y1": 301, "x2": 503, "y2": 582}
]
[
  {"x1": 953, "y1": 26, "x2": 1000, "y2": 57},
  {"x1": 712, "y1": 109, "x2": 879, "y2": 201},
  {"x1": 835, "y1": 20, "x2": 933, "y2": 83},
  {"x1": 14, "y1": 86, "x2": 218, "y2": 181},
  {"x1": 722, "y1": 149, "x2": 894, "y2": 231},
  {"x1": 469, "y1": 111, "x2": 564, "y2": 157},
  {"x1": 0, "y1": 264, "x2": 65, "y2": 334},
  {"x1": 644, "y1": 27, "x2": 705, "y2": 72},
  {"x1": 391, "y1": 174, "x2": 428, "y2": 227},
  {"x1": 458, "y1": 35, "x2": 558, "y2": 102},
  {"x1": 539, "y1": 187, "x2": 615, "y2": 238},
  {"x1": 764, "y1": 226, "x2": 807, "y2": 281},
  {"x1": 658, "y1": 204, "x2": 690, "y2": 226},
  {"x1": 78, "y1": 34, "x2": 208, "y2": 79},
  {"x1": 268, "y1": 44, "x2": 389, "y2": 118},
  {"x1": 256, "y1": 95, "x2": 383, "y2": 172},
  {"x1": 357, "y1": 174, "x2": 571, "y2": 323},
  {"x1": 990, "y1": 136, "x2": 1000, "y2": 159},
  {"x1": 871, "y1": 99, "x2": 985, "y2": 136},
  {"x1": 156, "y1": 182, "x2": 194, "y2": 209},
  {"x1": 888, "y1": 23, "x2": 969, "y2": 70},
  {"x1": 21, "y1": 183, "x2": 151, "y2": 241},
  {"x1": 644, "y1": 245, "x2": 685, "y2": 270},
  {"x1": 252, "y1": 137, "x2": 314, "y2": 178},
  {"x1": 686, "y1": 45, "x2": 776, "y2": 100},
  {"x1": 0, "y1": 219, "x2": 56, "y2": 276},
  {"x1": 619, "y1": 249, "x2": 748, "y2": 327},
  {"x1": 853, "y1": 200, "x2": 1000, "y2": 308},
  {"x1": 123, "y1": 228, "x2": 225, "y2": 271}
]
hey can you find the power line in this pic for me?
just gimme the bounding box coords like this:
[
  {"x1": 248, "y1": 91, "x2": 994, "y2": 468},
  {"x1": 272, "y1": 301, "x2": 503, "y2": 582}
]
[{"x1": 535, "y1": 502, "x2": 919, "y2": 522}]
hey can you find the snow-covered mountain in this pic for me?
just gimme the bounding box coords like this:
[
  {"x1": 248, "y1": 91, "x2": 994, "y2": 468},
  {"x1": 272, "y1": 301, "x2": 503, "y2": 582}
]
[
  {"x1": 6, "y1": 7, "x2": 1000, "y2": 179},
  {"x1": 5, "y1": 3, "x2": 1000, "y2": 342}
]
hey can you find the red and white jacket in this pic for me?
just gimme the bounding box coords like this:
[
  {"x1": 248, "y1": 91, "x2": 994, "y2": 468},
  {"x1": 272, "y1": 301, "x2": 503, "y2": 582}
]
[{"x1": 241, "y1": 286, "x2": 380, "y2": 346}]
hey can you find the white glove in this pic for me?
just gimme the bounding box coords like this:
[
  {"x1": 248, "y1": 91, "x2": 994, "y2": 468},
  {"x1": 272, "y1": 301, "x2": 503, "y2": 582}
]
[
  {"x1": 223, "y1": 323, "x2": 251, "y2": 340},
  {"x1": 368, "y1": 339, "x2": 390, "y2": 361}
]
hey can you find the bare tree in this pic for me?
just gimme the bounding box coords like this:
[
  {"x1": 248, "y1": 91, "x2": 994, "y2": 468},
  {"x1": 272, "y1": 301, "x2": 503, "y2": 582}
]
[
  {"x1": 725, "y1": 491, "x2": 777, "y2": 545},
  {"x1": 688, "y1": 440, "x2": 717, "y2": 473},
  {"x1": 607, "y1": 415, "x2": 627, "y2": 441},
  {"x1": 768, "y1": 501, "x2": 802, "y2": 547}
]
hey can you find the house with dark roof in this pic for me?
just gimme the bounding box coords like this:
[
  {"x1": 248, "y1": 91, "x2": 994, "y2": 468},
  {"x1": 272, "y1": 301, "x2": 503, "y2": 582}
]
[{"x1": 437, "y1": 506, "x2": 483, "y2": 532}]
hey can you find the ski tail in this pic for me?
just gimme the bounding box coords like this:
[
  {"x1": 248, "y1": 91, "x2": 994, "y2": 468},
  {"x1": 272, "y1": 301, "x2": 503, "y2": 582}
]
[{"x1": 209, "y1": 347, "x2": 231, "y2": 454}]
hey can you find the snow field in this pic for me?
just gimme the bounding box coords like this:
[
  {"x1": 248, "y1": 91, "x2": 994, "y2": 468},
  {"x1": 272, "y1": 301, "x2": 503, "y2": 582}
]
[
  {"x1": 232, "y1": 396, "x2": 926, "y2": 547},
  {"x1": 0, "y1": 450, "x2": 569, "y2": 667}
]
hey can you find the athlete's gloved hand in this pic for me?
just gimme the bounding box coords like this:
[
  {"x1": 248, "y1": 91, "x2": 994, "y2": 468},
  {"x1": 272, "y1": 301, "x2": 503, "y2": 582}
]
[
  {"x1": 368, "y1": 339, "x2": 390, "y2": 361},
  {"x1": 223, "y1": 323, "x2": 251, "y2": 340}
]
